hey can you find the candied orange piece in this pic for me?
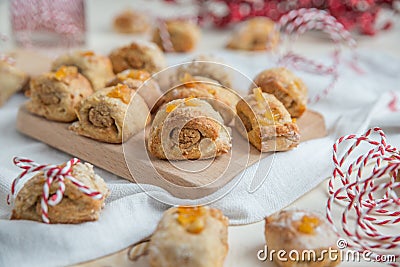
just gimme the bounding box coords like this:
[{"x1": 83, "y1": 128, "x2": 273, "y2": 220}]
[
  {"x1": 80, "y1": 51, "x2": 95, "y2": 57},
  {"x1": 107, "y1": 84, "x2": 132, "y2": 104},
  {"x1": 176, "y1": 206, "x2": 206, "y2": 234},
  {"x1": 118, "y1": 69, "x2": 151, "y2": 81},
  {"x1": 54, "y1": 66, "x2": 77, "y2": 81},
  {"x1": 297, "y1": 215, "x2": 320, "y2": 234}
]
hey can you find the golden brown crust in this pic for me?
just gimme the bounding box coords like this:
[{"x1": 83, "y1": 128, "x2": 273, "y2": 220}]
[
  {"x1": 148, "y1": 206, "x2": 229, "y2": 267},
  {"x1": 0, "y1": 60, "x2": 29, "y2": 106},
  {"x1": 172, "y1": 55, "x2": 233, "y2": 89},
  {"x1": 152, "y1": 20, "x2": 201, "y2": 52},
  {"x1": 70, "y1": 84, "x2": 150, "y2": 143},
  {"x1": 11, "y1": 162, "x2": 109, "y2": 224},
  {"x1": 264, "y1": 210, "x2": 340, "y2": 267},
  {"x1": 25, "y1": 66, "x2": 93, "y2": 122},
  {"x1": 113, "y1": 9, "x2": 150, "y2": 34},
  {"x1": 154, "y1": 74, "x2": 239, "y2": 123},
  {"x1": 236, "y1": 89, "x2": 300, "y2": 152},
  {"x1": 106, "y1": 69, "x2": 162, "y2": 110},
  {"x1": 109, "y1": 41, "x2": 166, "y2": 74},
  {"x1": 52, "y1": 51, "x2": 114, "y2": 91},
  {"x1": 148, "y1": 98, "x2": 231, "y2": 160},
  {"x1": 226, "y1": 17, "x2": 279, "y2": 51},
  {"x1": 252, "y1": 67, "x2": 308, "y2": 118}
]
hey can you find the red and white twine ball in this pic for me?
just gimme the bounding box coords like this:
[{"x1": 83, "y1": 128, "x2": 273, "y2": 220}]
[
  {"x1": 327, "y1": 127, "x2": 400, "y2": 265},
  {"x1": 8, "y1": 157, "x2": 103, "y2": 224},
  {"x1": 276, "y1": 8, "x2": 357, "y2": 104}
]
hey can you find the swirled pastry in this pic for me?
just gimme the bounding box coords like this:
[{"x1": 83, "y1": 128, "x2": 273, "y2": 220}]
[
  {"x1": 113, "y1": 9, "x2": 150, "y2": 34},
  {"x1": 52, "y1": 50, "x2": 114, "y2": 90},
  {"x1": 265, "y1": 210, "x2": 340, "y2": 267},
  {"x1": 236, "y1": 88, "x2": 300, "y2": 152},
  {"x1": 172, "y1": 55, "x2": 232, "y2": 89},
  {"x1": 11, "y1": 162, "x2": 109, "y2": 224},
  {"x1": 106, "y1": 69, "x2": 162, "y2": 110},
  {"x1": 155, "y1": 73, "x2": 239, "y2": 123},
  {"x1": 226, "y1": 17, "x2": 279, "y2": 51},
  {"x1": 109, "y1": 41, "x2": 166, "y2": 74},
  {"x1": 152, "y1": 20, "x2": 201, "y2": 52},
  {"x1": 70, "y1": 84, "x2": 150, "y2": 143},
  {"x1": 0, "y1": 60, "x2": 29, "y2": 106},
  {"x1": 252, "y1": 67, "x2": 307, "y2": 118},
  {"x1": 25, "y1": 66, "x2": 93, "y2": 122},
  {"x1": 148, "y1": 98, "x2": 231, "y2": 160},
  {"x1": 148, "y1": 206, "x2": 229, "y2": 267}
]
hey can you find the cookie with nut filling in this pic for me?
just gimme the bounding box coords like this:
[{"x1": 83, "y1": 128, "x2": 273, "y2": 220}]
[{"x1": 148, "y1": 206, "x2": 229, "y2": 267}]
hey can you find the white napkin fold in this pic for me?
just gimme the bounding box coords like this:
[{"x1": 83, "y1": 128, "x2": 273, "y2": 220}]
[{"x1": 0, "y1": 51, "x2": 399, "y2": 267}]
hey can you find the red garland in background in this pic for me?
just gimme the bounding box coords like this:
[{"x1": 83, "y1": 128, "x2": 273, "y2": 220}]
[{"x1": 164, "y1": 0, "x2": 398, "y2": 35}]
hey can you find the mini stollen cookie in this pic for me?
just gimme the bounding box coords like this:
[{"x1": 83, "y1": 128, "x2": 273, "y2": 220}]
[
  {"x1": 109, "y1": 41, "x2": 166, "y2": 74},
  {"x1": 152, "y1": 20, "x2": 201, "y2": 52},
  {"x1": 113, "y1": 9, "x2": 150, "y2": 34},
  {"x1": 25, "y1": 66, "x2": 93, "y2": 122},
  {"x1": 70, "y1": 84, "x2": 150, "y2": 143},
  {"x1": 265, "y1": 210, "x2": 340, "y2": 267},
  {"x1": 0, "y1": 59, "x2": 29, "y2": 106},
  {"x1": 10, "y1": 158, "x2": 109, "y2": 224},
  {"x1": 148, "y1": 206, "x2": 229, "y2": 267},
  {"x1": 52, "y1": 50, "x2": 114, "y2": 90},
  {"x1": 172, "y1": 55, "x2": 232, "y2": 89},
  {"x1": 226, "y1": 17, "x2": 279, "y2": 51},
  {"x1": 236, "y1": 88, "x2": 300, "y2": 152},
  {"x1": 148, "y1": 98, "x2": 231, "y2": 160},
  {"x1": 155, "y1": 73, "x2": 239, "y2": 123},
  {"x1": 106, "y1": 69, "x2": 162, "y2": 110},
  {"x1": 252, "y1": 67, "x2": 308, "y2": 118}
]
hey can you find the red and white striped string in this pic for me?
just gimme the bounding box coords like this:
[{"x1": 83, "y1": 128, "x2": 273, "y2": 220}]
[
  {"x1": 277, "y1": 8, "x2": 357, "y2": 104},
  {"x1": 8, "y1": 157, "x2": 103, "y2": 224},
  {"x1": 327, "y1": 127, "x2": 400, "y2": 266}
]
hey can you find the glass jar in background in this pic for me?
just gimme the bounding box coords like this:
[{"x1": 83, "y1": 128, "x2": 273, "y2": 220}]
[{"x1": 10, "y1": 0, "x2": 86, "y2": 48}]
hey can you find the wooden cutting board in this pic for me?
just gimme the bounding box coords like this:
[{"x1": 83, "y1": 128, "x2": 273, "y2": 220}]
[{"x1": 16, "y1": 106, "x2": 326, "y2": 199}]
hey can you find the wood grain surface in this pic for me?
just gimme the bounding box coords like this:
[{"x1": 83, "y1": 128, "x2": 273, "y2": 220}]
[{"x1": 17, "y1": 106, "x2": 326, "y2": 199}]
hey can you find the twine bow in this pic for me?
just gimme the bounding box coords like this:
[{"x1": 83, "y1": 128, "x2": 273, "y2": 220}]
[
  {"x1": 8, "y1": 157, "x2": 103, "y2": 224},
  {"x1": 327, "y1": 127, "x2": 400, "y2": 266}
]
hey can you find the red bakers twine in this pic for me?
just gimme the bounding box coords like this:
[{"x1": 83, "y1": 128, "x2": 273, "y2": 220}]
[
  {"x1": 8, "y1": 157, "x2": 103, "y2": 224},
  {"x1": 327, "y1": 127, "x2": 400, "y2": 265},
  {"x1": 277, "y1": 8, "x2": 357, "y2": 104}
]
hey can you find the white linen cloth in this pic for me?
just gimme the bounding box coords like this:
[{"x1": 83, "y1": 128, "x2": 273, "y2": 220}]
[{"x1": 0, "y1": 50, "x2": 399, "y2": 267}]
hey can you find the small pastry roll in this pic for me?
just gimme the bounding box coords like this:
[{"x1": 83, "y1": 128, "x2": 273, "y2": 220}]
[
  {"x1": 236, "y1": 88, "x2": 300, "y2": 152},
  {"x1": 148, "y1": 98, "x2": 231, "y2": 160},
  {"x1": 11, "y1": 162, "x2": 109, "y2": 224},
  {"x1": 106, "y1": 69, "x2": 162, "y2": 110},
  {"x1": 25, "y1": 66, "x2": 93, "y2": 122},
  {"x1": 52, "y1": 50, "x2": 114, "y2": 90},
  {"x1": 265, "y1": 210, "x2": 340, "y2": 267},
  {"x1": 226, "y1": 17, "x2": 279, "y2": 51},
  {"x1": 113, "y1": 9, "x2": 150, "y2": 34},
  {"x1": 252, "y1": 67, "x2": 307, "y2": 118},
  {"x1": 0, "y1": 60, "x2": 29, "y2": 106},
  {"x1": 152, "y1": 20, "x2": 201, "y2": 52},
  {"x1": 109, "y1": 41, "x2": 166, "y2": 74},
  {"x1": 173, "y1": 55, "x2": 232, "y2": 89},
  {"x1": 148, "y1": 206, "x2": 229, "y2": 267},
  {"x1": 70, "y1": 84, "x2": 150, "y2": 143},
  {"x1": 155, "y1": 73, "x2": 239, "y2": 123}
]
